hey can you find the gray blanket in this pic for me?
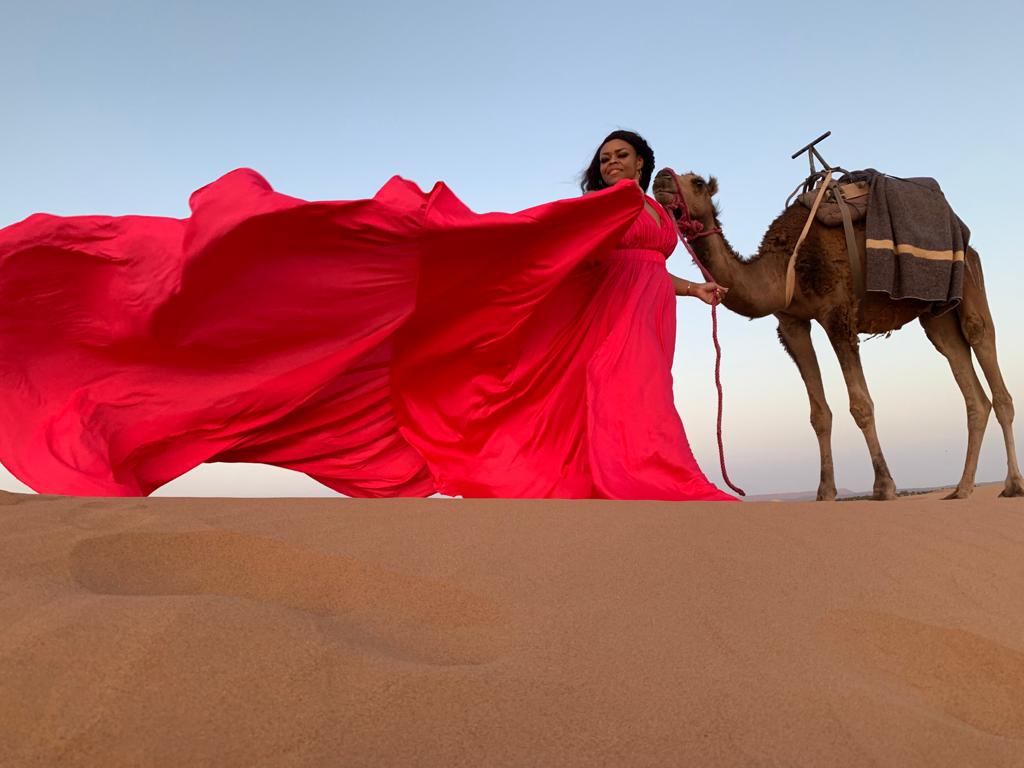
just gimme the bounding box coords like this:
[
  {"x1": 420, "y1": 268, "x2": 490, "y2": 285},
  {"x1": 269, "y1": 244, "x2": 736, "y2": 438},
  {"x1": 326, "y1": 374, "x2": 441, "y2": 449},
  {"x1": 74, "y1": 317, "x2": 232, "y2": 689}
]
[{"x1": 846, "y1": 169, "x2": 968, "y2": 313}]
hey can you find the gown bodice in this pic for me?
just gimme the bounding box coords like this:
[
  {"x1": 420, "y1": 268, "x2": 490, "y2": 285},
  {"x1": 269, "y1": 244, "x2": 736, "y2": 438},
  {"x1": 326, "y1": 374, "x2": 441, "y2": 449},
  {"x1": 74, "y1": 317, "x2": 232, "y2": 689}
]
[{"x1": 611, "y1": 196, "x2": 678, "y2": 259}]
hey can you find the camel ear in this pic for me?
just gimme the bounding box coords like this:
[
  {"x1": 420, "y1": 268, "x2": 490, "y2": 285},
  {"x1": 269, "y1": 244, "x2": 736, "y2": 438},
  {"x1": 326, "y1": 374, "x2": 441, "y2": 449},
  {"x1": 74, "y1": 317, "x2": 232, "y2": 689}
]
[{"x1": 707, "y1": 176, "x2": 719, "y2": 197}]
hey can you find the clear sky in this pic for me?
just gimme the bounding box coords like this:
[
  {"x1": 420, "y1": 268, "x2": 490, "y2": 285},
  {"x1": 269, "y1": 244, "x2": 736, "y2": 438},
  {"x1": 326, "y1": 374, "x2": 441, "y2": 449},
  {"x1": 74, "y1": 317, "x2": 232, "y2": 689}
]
[{"x1": 1, "y1": 0, "x2": 1022, "y2": 497}]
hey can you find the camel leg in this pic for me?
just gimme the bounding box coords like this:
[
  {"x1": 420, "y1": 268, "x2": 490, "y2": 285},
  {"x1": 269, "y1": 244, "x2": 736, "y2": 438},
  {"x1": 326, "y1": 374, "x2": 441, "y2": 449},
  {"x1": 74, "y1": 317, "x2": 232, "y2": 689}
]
[
  {"x1": 777, "y1": 317, "x2": 836, "y2": 500},
  {"x1": 822, "y1": 315, "x2": 897, "y2": 500},
  {"x1": 956, "y1": 252, "x2": 1024, "y2": 497},
  {"x1": 919, "y1": 311, "x2": 991, "y2": 499}
]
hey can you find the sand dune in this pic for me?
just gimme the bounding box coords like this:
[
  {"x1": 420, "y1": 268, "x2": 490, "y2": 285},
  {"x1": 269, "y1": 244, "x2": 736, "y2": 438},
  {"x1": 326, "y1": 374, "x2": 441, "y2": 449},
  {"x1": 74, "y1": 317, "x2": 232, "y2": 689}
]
[{"x1": 1, "y1": 487, "x2": 1022, "y2": 766}]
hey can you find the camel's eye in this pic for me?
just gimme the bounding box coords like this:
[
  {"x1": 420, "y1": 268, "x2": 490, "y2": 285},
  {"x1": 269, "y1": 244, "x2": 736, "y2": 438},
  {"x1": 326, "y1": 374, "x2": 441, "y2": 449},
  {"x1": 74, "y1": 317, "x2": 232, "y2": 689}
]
[{"x1": 693, "y1": 179, "x2": 705, "y2": 190}]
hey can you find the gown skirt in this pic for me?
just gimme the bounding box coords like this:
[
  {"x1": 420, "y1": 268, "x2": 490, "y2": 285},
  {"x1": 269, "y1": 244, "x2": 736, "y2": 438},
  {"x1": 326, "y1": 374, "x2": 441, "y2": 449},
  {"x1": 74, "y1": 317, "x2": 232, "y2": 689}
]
[{"x1": 0, "y1": 169, "x2": 734, "y2": 501}]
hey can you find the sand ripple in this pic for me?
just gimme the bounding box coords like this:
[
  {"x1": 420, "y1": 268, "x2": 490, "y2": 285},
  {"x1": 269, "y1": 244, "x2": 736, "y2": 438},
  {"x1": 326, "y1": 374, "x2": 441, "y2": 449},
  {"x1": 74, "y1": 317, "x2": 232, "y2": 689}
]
[
  {"x1": 825, "y1": 610, "x2": 1024, "y2": 737},
  {"x1": 70, "y1": 530, "x2": 506, "y2": 666}
]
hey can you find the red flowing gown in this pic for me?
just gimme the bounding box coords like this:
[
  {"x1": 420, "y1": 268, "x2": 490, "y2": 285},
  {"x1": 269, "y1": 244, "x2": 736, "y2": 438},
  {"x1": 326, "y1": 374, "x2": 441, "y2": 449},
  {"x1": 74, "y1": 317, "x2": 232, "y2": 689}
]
[{"x1": 0, "y1": 169, "x2": 733, "y2": 501}]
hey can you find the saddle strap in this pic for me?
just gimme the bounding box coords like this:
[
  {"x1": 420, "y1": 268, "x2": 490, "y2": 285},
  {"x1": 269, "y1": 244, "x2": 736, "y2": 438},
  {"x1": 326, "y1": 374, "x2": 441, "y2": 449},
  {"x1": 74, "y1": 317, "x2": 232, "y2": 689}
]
[
  {"x1": 834, "y1": 186, "x2": 865, "y2": 299},
  {"x1": 785, "y1": 170, "x2": 833, "y2": 307}
]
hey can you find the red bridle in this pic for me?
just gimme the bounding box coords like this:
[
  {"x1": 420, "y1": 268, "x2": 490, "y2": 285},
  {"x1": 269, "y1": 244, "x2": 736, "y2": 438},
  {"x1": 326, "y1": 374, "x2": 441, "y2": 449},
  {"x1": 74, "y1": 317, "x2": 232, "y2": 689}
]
[
  {"x1": 657, "y1": 168, "x2": 745, "y2": 498},
  {"x1": 658, "y1": 169, "x2": 722, "y2": 243}
]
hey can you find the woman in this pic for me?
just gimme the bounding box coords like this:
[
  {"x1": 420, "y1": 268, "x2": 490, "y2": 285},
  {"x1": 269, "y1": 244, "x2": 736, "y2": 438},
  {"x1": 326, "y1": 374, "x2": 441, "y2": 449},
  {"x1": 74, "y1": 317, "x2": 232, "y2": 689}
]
[
  {"x1": 577, "y1": 131, "x2": 734, "y2": 500},
  {"x1": 563, "y1": 130, "x2": 734, "y2": 500},
  {"x1": 0, "y1": 138, "x2": 733, "y2": 500},
  {"x1": 390, "y1": 131, "x2": 735, "y2": 501}
]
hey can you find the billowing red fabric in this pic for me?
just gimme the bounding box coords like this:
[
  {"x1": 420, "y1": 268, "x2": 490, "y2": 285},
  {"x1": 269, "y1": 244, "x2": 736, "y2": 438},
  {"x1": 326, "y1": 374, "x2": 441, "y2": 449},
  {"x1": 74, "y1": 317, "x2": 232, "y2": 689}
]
[{"x1": 0, "y1": 169, "x2": 733, "y2": 500}]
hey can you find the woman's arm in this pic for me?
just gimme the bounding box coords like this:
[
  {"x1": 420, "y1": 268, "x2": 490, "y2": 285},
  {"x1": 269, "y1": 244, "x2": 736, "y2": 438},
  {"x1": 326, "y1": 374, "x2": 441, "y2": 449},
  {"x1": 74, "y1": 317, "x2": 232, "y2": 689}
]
[{"x1": 669, "y1": 272, "x2": 729, "y2": 305}]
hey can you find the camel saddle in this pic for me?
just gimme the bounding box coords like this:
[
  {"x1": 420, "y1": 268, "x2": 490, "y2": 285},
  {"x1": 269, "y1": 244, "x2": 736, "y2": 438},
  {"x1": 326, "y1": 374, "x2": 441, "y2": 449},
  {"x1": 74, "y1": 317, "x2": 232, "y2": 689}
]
[{"x1": 797, "y1": 180, "x2": 869, "y2": 227}]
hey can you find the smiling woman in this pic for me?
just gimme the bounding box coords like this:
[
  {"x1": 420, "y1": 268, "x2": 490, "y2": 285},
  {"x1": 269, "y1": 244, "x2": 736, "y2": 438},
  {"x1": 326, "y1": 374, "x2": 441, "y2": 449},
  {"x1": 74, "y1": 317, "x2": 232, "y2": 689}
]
[
  {"x1": 389, "y1": 132, "x2": 736, "y2": 501},
  {"x1": 470, "y1": 128, "x2": 737, "y2": 501},
  {"x1": 600, "y1": 139, "x2": 643, "y2": 185}
]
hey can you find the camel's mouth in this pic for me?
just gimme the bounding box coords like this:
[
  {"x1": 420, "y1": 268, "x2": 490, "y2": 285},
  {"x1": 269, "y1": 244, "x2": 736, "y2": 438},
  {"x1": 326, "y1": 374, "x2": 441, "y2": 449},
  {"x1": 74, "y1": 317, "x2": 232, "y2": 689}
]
[{"x1": 652, "y1": 169, "x2": 677, "y2": 205}]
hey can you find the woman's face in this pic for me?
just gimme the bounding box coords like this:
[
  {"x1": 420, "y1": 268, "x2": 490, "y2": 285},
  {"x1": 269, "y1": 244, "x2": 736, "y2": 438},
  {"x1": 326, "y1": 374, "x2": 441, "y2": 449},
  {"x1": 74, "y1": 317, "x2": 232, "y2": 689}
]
[{"x1": 599, "y1": 139, "x2": 642, "y2": 187}]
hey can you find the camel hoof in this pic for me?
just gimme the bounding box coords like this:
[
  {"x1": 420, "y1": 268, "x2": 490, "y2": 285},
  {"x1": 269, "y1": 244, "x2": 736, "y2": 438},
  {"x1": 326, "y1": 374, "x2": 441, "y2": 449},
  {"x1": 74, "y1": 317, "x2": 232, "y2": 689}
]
[
  {"x1": 873, "y1": 484, "x2": 897, "y2": 501},
  {"x1": 999, "y1": 477, "x2": 1024, "y2": 497},
  {"x1": 817, "y1": 485, "x2": 837, "y2": 502},
  {"x1": 943, "y1": 487, "x2": 972, "y2": 500}
]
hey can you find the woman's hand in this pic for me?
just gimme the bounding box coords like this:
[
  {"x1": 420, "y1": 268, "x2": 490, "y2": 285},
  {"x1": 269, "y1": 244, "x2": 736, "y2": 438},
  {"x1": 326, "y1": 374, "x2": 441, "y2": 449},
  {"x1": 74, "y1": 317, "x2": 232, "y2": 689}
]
[{"x1": 690, "y1": 281, "x2": 728, "y2": 305}]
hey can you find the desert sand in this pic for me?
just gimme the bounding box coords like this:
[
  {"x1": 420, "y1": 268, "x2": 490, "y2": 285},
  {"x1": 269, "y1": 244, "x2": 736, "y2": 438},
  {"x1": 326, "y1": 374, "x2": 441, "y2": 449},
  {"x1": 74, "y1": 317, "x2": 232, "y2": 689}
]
[{"x1": 1, "y1": 485, "x2": 1022, "y2": 767}]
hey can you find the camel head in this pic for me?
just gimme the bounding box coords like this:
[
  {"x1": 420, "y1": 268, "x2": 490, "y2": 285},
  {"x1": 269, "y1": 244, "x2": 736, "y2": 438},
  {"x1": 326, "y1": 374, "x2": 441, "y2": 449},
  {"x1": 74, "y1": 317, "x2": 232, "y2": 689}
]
[{"x1": 652, "y1": 169, "x2": 719, "y2": 225}]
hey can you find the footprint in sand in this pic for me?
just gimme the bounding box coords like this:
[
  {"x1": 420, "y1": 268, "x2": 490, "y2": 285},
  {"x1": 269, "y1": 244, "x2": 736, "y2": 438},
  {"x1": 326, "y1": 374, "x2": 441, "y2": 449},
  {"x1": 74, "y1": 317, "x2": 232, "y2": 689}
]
[
  {"x1": 70, "y1": 530, "x2": 506, "y2": 666},
  {"x1": 823, "y1": 610, "x2": 1024, "y2": 737}
]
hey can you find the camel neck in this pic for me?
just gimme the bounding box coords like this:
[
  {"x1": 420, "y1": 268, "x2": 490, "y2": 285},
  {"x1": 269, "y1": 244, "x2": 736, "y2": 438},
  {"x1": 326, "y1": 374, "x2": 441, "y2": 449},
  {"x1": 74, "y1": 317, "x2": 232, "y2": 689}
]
[{"x1": 691, "y1": 229, "x2": 789, "y2": 319}]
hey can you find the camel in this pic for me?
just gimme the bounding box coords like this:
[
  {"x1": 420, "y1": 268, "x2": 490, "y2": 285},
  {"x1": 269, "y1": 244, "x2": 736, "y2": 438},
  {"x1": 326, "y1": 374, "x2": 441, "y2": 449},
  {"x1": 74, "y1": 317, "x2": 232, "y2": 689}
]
[{"x1": 652, "y1": 169, "x2": 1024, "y2": 501}]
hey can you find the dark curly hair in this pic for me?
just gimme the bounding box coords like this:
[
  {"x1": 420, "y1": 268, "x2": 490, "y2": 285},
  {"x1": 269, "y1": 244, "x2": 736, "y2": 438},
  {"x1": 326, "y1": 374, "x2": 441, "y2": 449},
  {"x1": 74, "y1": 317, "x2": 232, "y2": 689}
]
[{"x1": 580, "y1": 130, "x2": 655, "y2": 193}]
